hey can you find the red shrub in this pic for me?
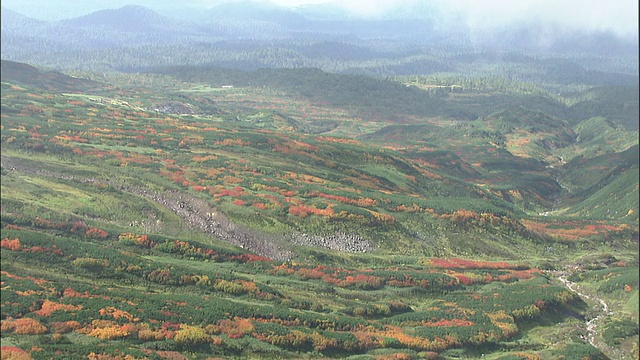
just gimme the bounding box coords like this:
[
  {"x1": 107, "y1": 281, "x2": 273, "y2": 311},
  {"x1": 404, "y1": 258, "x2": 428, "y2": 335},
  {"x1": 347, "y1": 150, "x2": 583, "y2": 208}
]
[
  {"x1": 85, "y1": 227, "x2": 109, "y2": 239},
  {"x1": 232, "y1": 199, "x2": 245, "y2": 206}
]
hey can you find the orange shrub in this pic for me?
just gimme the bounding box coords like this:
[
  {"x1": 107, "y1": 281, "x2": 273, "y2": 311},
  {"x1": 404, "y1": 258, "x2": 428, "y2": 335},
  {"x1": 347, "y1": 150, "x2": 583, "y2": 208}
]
[
  {"x1": 374, "y1": 353, "x2": 412, "y2": 360},
  {"x1": 99, "y1": 307, "x2": 135, "y2": 322},
  {"x1": 0, "y1": 346, "x2": 32, "y2": 360},
  {"x1": 232, "y1": 199, "x2": 245, "y2": 206},
  {"x1": 34, "y1": 300, "x2": 83, "y2": 316},
  {"x1": 0, "y1": 238, "x2": 21, "y2": 251},
  {"x1": 137, "y1": 326, "x2": 166, "y2": 341},
  {"x1": 252, "y1": 202, "x2": 267, "y2": 210},
  {"x1": 2, "y1": 317, "x2": 47, "y2": 335},
  {"x1": 295, "y1": 267, "x2": 326, "y2": 280},
  {"x1": 215, "y1": 138, "x2": 250, "y2": 146},
  {"x1": 217, "y1": 318, "x2": 254, "y2": 339}
]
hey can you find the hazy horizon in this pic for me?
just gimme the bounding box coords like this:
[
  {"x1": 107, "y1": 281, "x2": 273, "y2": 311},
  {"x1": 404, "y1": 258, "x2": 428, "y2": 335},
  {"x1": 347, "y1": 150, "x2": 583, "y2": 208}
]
[{"x1": 2, "y1": 0, "x2": 638, "y2": 38}]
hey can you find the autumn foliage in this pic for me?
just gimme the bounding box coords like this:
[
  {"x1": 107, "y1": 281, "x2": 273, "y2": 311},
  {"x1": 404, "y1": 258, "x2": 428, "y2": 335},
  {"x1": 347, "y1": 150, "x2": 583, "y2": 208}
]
[
  {"x1": 423, "y1": 257, "x2": 524, "y2": 270},
  {"x1": 217, "y1": 318, "x2": 254, "y2": 339},
  {"x1": 0, "y1": 238, "x2": 21, "y2": 251},
  {"x1": 0, "y1": 346, "x2": 32, "y2": 360},
  {"x1": 33, "y1": 300, "x2": 82, "y2": 316},
  {"x1": 1, "y1": 317, "x2": 47, "y2": 335},
  {"x1": 174, "y1": 324, "x2": 210, "y2": 346}
]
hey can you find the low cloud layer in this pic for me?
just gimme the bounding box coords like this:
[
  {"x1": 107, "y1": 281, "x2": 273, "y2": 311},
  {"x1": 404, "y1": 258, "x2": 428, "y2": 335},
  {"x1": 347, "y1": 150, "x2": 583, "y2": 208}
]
[
  {"x1": 448, "y1": 0, "x2": 638, "y2": 37},
  {"x1": 2, "y1": 0, "x2": 638, "y2": 37}
]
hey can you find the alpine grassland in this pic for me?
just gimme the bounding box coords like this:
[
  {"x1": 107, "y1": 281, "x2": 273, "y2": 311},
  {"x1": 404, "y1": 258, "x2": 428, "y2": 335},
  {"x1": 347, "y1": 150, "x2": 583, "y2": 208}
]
[{"x1": 0, "y1": 4, "x2": 638, "y2": 358}]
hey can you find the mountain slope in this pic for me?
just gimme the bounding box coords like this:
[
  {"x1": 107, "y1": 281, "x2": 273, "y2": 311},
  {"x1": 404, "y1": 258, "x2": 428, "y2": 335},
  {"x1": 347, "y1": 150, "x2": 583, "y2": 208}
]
[
  {"x1": 554, "y1": 144, "x2": 638, "y2": 223},
  {"x1": 0, "y1": 60, "x2": 636, "y2": 249},
  {"x1": 0, "y1": 60, "x2": 100, "y2": 92},
  {"x1": 157, "y1": 66, "x2": 474, "y2": 120},
  {"x1": 568, "y1": 86, "x2": 640, "y2": 130},
  {"x1": 1, "y1": 60, "x2": 637, "y2": 360},
  {"x1": 564, "y1": 167, "x2": 639, "y2": 223},
  {"x1": 1, "y1": 62, "x2": 578, "y2": 260}
]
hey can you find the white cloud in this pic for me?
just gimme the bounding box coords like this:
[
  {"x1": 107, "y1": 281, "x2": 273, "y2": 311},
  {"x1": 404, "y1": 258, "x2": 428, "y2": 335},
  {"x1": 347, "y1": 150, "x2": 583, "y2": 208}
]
[
  {"x1": 443, "y1": 0, "x2": 637, "y2": 36},
  {"x1": 2, "y1": 0, "x2": 638, "y2": 36},
  {"x1": 272, "y1": 0, "x2": 638, "y2": 36},
  {"x1": 270, "y1": 0, "x2": 638, "y2": 36}
]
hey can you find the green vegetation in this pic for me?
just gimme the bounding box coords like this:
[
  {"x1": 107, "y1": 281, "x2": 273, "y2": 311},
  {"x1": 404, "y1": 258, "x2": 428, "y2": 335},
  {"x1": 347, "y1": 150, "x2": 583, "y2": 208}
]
[
  {"x1": 1, "y1": 60, "x2": 637, "y2": 359},
  {"x1": 604, "y1": 320, "x2": 639, "y2": 346}
]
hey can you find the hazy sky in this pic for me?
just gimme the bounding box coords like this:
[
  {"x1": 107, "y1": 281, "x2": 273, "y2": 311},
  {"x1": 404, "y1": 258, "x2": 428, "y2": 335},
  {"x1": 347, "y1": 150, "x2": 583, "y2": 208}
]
[{"x1": 2, "y1": 0, "x2": 638, "y2": 37}]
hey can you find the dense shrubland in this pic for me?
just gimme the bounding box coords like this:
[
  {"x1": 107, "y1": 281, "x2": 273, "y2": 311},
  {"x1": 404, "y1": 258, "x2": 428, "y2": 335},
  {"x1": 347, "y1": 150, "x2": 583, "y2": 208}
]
[{"x1": 1, "y1": 60, "x2": 637, "y2": 358}]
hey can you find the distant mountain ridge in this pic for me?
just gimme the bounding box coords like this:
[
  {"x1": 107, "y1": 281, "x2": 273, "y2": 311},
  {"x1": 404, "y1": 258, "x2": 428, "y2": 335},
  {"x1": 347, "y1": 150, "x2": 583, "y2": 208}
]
[
  {"x1": 60, "y1": 5, "x2": 189, "y2": 33},
  {"x1": 0, "y1": 7, "x2": 45, "y2": 30},
  {"x1": 1, "y1": 3, "x2": 637, "y2": 78}
]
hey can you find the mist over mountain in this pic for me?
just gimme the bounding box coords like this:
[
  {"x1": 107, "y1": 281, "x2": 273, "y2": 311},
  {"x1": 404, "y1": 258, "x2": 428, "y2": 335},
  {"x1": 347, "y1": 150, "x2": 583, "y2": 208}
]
[
  {"x1": 1, "y1": 2, "x2": 637, "y2": 79},
  {"x1": 3, "y1": 0, "x2": 637, "y2": 36}
]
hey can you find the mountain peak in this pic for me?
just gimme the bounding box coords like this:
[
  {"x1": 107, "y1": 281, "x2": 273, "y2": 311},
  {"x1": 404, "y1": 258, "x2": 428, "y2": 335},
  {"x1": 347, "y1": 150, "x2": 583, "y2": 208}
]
[
  {"x1": 1, "y1": 7, "x2": 46, "y2": 29},
  {"x1": 62, "y1": 5, "x2": 175, "y2": 32}
]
